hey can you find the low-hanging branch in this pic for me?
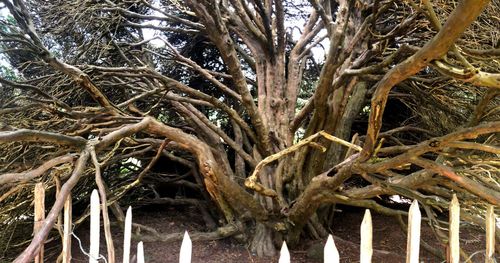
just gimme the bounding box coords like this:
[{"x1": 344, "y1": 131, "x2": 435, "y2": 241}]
[
  {"x1": 0, "y1": 129, "x2": 87, "y2": 146},
  {"x1": 411, "y1": 158, "x2": 500, "y2": 205},
  {"x1": 0, "y1": 154, "x2": 76, "y2": 185}
]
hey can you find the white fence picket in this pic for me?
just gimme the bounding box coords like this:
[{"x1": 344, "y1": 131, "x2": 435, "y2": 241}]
[
  {"x1": 449, "y1": 194, "x2": 460, "y2": 263},
  {"x1": 278, "y1": 241, "x2": 290, "y2": 263},
  {"x1": 485, "y1": 205, "x2": 495, "y2": 263},
  {"x1": 137, "y1": 241, "x2": 145, "y2": 263},
  {"x1": 179, "y1": 231, "x2": 192, "y2": 263},
  {"x1": 77, "y1": 191, "x2": 492, "y2": 263},
  {"x1": 360, "y1": 209, "x2": 373, "y2": 263},
  {"x1": 406, "y1": 200, "x2": 421, "y2": 263},
  {"x1": 89, "y1": 190, "x2": 100, "y2": 263},
  {"x1": 123, "y1": 206, "x2": 132, "y2": 263},
  {"x1": 324, "y1": 234, "x2": 339, "y2": 263}
]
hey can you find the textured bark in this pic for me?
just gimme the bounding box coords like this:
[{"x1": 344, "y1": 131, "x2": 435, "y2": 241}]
[
  {"x1": 361, "y1": 0, "x2": 491, "y2": 160},
  {"x1": 14, "y1": 150, "x2": 90, "y2": 263},
  {"x1": 2, "y1": 0, "x2": 499, "y2": 260}
]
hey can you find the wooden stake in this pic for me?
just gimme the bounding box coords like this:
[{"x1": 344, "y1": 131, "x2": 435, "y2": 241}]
[
  {"x1": 406, "y1": 200, "x2": 421, "y2": 263},
  {"x1": 179, "y1": 231, "x2": 192, "y2": 263},
  {"x1": 89, "y1": 190, "x2": 100, "y2": 263},
  {"x1": 360, "y1": 209, "x2": 373, "y2": 263},
  {"x1": 34, "y1": 183, "x2": 45, "y2": 263},
  {"x1": 324, "y1": 234, "x2": 340, "y2": 263},
  {"x1": 62, "y1": 195, "x2": 72, "y2": 263},
  {"x1": 278, "y1": 241, "x2": 290, "y2": 263},
  {"x1": 485, "y1": 205, "x2": 495, "y2": 263},
  {"x1": 123, "y1": 207, "x2": 132, "y2": 263},
  {"x1": 449, "y1": 194, "x2": 460, "y2": 263},
  {"x1": 137, "y1": 241, "x2": 145, "y2": 263}
]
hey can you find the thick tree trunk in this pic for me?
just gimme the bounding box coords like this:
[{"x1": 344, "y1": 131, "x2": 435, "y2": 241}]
[
  {"x1": 3, "y1": 0, "x2": 498, "y2": 261},
  {"x1": 250, "y1": 223, "x2": 277, "y2": 257}
]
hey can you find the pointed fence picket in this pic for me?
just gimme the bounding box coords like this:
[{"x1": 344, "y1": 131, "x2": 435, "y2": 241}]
[
  {"x1": 34, "y1": 183, "x2": 45, "y2": 263},
  {"x1": 485, "y1": 205, "x2": 495, "y2": 263},
  {"x1": 137, "y1": 241, "x2": 145, "y2": 263},
  {"x1": 278, "y1": 241, "x2": 290, "y2": 263},
  {"x1": 179, "y1": 231, "x2": 192, "y2": 263},
  {"x1": 324, "y1": 234, "x2": 339, "y2": 263},
  {"x1": 62, "y1": 195, "x2": 72, "y2": 263},
  {"x1": 360, "y1": 209, "x2": 372, "y2": 263},
  {"x1": 32, "y1": 187, "x2": 496, "y2": 263},
  {"x1": 123, "y1": 207, "x2": 132, "y2": 263},
  {"x1": 449, "y1": 194, "x2": 460, "y2": 263},
  {"x1": 406, "y1": 200, "x2": 421, "y2": 263},
  {"x1": 88, "y1": 191, "x2": 146, "y2": 263},
  {"x1": 89, "y1": 190, "x2": 100, "y2": 263}
]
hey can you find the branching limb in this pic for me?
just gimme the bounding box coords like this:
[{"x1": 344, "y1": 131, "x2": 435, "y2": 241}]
[
  {"x1": 421, "y1": 0, "x2": 474, "y2": 69},
  {"x1": 13, "y1": 149, "x2": 90, "y2": 263},
  {"x1": 358, "y1": 121, "x2": 500, "y2": 174},
  {"x1": 361, "y1": 0, "x2": 490, "y2": 160},
  {"x1": 433, "y1": 60, "x2": 500, "y2": 89},
  {"x1": 411, "y1": 158, "x2": 500, "y2": 205},
  {"x1": 146, "y1": 70, "x2": 259, "y2": 144},
  {"x1": 90, "y1": 147, "x2": 115, "y2": 263},
  {"x1": 161, "y1": 39, "x2": 242, "y2": 101},
  {"x1": 0, "y1": 129, "x2": 87, "y2": 146},
  {"x1": 186, "y1": 0, "x2": 272, "y2": 155},
  {"x1": 245, "y1": 131, "x2": 361, "y2": 197},
  {"x1": 0, "y1": 154, "x2": 76, "y2": 185},
  {"x1": 2, "y1": 0, "x2": 120, "y2": 113}
]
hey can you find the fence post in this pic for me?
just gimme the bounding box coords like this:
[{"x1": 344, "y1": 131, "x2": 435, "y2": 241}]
[
  {"x1": 324, "y1": 234, "x2": 339, "y2": 263},
  {"x1": 179, "y1": 231, "x2": 192, "y2": 263},
  {"x1": 360, "y1": 209, "x2": 372, "y2": 263},
  {"x1": 34, "y1": 183, "x2": 45, "y2": 263},
  {"x1": 137, "y1": 241, "x2": 145, "y2": 263},
  {"x1": 89, "y1": 189, "x2": 100, "y2": 263},
  {"x1": 406, "y1": 200, "x2": 421, "y2": 263},
  {"x1": 449, "y1": 194, "x2": 460, "y2": 263},
  {"x1": 62, "y1": 195, "x2": 72, "y2": 263},
  {"x1": 123, "y1": 206, "x2": 132, "y2": 263},
  {"x1": 485, "y1": 205, "x2": 495, "y2": 263},
  {"x1": 278, "y1": 241, "x2": 290, "y2": 263}
]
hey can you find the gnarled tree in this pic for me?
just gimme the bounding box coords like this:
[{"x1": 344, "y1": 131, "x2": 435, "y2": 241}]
[{"x1": 0, "y1": 0, "x2": 499, "y2": 261}]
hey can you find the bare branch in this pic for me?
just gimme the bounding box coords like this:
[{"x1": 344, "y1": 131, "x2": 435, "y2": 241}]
[
  {"x1": 0, "y1": 154, "x2": 76, "y2": 185},
  {"x1": 361, "y1": 0, "x2": 491, "y2": 160},
  {"x1": 13, "y1": 149, "x2": 90, "y2": 263},
  {"x1": 0, "y1": 129, "x2": 87, "y2": 146}
]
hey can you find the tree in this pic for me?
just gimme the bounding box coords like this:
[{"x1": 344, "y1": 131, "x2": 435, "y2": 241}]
[{"x1": 0, "y1": 0, "x2": 499, "y2": 261}]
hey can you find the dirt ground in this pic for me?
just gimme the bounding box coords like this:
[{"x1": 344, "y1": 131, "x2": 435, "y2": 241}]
[{"x1": 53, "y1": 205, "x2": 492, "y2": 263}]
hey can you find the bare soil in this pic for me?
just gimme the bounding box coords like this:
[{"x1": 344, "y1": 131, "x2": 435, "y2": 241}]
[{"x1": 57, "y1": 205, "x2": 491, "y2": 263}]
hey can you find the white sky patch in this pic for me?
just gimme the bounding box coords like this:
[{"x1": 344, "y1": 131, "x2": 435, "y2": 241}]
[
  {"x1": 141, "y1": 3, "x2": 328, "y2": 61},
  {"x1": 124, "y1": 157, "x2": 142, "y2": 170},
  {"x1": 389, "y1": 195, "x2": 412, "y2": 204},
  {"x1": 0, "y1": 7, "x2": 13, "y2": 69},
  {"x1": 288, "y1": 8, "x2": 328, "y2": 63},
  {"x1": 310, "y1": 41, "x2": 329, "y2": 62},
  {"x1": 0, "y1": 7, "x2": 9, "y2": 18},
  {"x1": 142, "y1": 27, "x2": 166, "y2": 48},
  {"x1": 141, "y1": 0, "x2": 167, "y2": 48}
]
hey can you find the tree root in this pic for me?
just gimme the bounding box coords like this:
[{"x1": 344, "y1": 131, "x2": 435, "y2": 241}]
[{"x1": 134, "y1": 224, "x2": 240, "y2": 243}]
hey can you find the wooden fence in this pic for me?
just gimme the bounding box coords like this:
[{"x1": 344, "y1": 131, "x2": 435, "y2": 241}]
[{"x1": 33, "y1": 185, "x2": 497, "y2": 262}]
